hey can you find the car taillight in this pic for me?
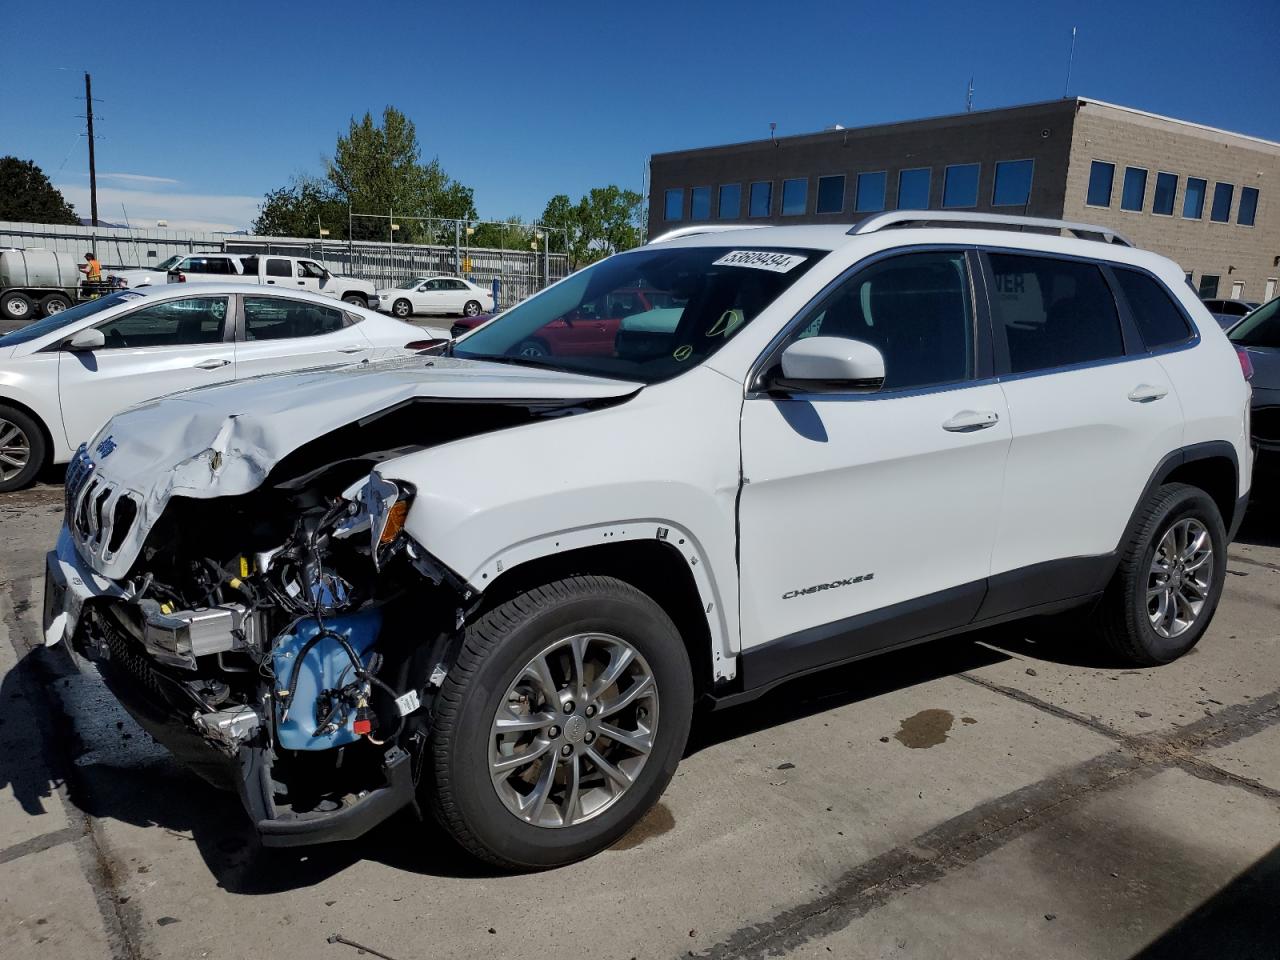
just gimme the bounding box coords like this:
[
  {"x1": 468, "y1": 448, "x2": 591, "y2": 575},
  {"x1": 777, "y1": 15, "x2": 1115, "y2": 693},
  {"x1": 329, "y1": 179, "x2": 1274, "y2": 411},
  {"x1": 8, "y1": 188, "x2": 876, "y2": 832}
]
[
  {"x1": 405, "y1": 338, "x2": 445, "y2": 352},
  {"x1": 1236, "y1": 346, "x2": 1254, "y2": 381}
]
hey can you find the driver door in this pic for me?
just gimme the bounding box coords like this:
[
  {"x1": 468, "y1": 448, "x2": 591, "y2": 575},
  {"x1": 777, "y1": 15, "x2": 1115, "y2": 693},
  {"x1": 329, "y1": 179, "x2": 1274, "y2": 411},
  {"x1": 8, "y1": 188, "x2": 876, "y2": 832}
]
[
  {"x1": 57, "y1": 295, "x2": 235, "y2": 449},
  {"x1": 737, "y1": 250, "x2": 1010, "y2": 673}
]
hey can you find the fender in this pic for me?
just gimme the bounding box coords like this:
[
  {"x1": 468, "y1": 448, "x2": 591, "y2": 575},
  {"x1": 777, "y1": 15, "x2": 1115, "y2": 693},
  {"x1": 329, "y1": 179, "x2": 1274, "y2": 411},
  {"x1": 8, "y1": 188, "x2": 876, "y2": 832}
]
[{"x1": 457, "y1": 519, "x2": 737, "y2": 682}]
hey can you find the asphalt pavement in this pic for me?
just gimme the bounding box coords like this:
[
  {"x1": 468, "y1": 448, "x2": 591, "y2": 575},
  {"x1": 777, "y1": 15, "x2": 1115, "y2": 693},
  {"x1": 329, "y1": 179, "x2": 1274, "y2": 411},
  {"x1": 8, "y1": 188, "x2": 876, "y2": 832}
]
[{"x1": 1, "y1": 484, "x2": 1278, "y2": 960}]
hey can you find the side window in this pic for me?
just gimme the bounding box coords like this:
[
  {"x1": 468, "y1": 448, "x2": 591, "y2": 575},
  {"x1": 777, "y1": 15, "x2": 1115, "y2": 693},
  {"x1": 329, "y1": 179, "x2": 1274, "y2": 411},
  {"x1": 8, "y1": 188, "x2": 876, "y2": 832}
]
[
  {"x1": 243, "y1": 296, "x2": 345, "y2": 340},
  {"x1": 988, "y1": 254, "x2": 1124, "y2": 374},
  {"x1": 239, "y1": 256, "x2": 258, "y2": 275},
  {"x1": 206, "y1": 257, "x2": 232, "y2": 275},
  {"x1": 1230, "y1": 299, "x2": 1280, "y2": 349},
  {"x1": 427, "y1": 279, "x2": 446, "y2": 291},
  {"x1": 96, "y1": 297, "x2": 227, "y2": 348},
  {"x1": 265, "y1": 258, "x2": 292, "y2": 278},
  {"x1": 789, "y1": 251, "x2": 974, "y2": 391},
  {"x1": 1112, "y1": 269, "x2": 1193, "y2": 349},
  {"x1": 448, "y1": 279, "x2": 469, "y2": 291}
]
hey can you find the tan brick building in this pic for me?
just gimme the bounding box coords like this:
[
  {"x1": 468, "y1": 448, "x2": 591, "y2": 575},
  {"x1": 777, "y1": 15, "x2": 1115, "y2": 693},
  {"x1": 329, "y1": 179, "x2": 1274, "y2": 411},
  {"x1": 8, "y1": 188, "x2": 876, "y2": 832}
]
[{"x1": 648, "y1": 98, "x2": 1280, "y2": 302}]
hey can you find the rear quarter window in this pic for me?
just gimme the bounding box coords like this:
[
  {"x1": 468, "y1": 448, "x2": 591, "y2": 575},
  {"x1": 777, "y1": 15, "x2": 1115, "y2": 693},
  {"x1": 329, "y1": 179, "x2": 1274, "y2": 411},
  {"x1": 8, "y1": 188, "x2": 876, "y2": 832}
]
[{"x1": 1112, "y1": 269, "x2": 1193, "y2": 350}]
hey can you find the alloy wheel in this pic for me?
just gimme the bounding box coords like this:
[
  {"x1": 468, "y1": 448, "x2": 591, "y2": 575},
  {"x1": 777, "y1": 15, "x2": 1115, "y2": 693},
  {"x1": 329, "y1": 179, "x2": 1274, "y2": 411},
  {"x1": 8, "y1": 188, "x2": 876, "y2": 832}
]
[
  {"x1": 1147, "y1": 517, "x2": 1213, "y2": 638},
  {"x1": 0, "y1": 419, "x2": 31, "y2": 482},
  {"x1": 490, "y1": 633, "x2": 658, "y2": 828}
]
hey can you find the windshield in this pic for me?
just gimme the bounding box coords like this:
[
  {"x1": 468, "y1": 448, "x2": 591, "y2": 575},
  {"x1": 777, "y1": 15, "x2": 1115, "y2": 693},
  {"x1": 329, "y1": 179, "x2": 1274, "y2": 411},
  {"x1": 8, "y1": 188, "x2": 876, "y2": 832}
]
[
  {"x1": 0, "y1": 291, "x2": 142, "y2": 347},
  {"x1": 152, "y1": 255, "x2": 184, "y2": 272},
  {"x1": 1229, "y1": 297, "x2": 1280, "y2": 348},
  {"x1": 396, "y1": 277, "x2": 426, "y2": 289},
  {"x1": 453, "y1": 246, "x2": 821, "y2": 383}
]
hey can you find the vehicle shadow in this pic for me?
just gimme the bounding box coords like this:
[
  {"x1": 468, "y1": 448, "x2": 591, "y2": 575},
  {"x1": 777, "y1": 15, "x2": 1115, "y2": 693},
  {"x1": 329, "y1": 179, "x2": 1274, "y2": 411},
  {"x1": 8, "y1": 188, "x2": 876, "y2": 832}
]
[
  {"x1": 1234, "y1": 495, "x2": 1280, "y2": 549},
  {"x1": 1129, "y1": 841, "x2": 1280, "y2": 959}
]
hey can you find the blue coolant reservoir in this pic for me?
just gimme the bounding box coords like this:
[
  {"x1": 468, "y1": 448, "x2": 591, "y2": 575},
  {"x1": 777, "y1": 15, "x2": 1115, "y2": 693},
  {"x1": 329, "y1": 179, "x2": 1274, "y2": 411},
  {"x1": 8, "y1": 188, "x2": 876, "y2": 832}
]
[{"x1": 272, "y1": 609, "x2": 384, "y2": 751}]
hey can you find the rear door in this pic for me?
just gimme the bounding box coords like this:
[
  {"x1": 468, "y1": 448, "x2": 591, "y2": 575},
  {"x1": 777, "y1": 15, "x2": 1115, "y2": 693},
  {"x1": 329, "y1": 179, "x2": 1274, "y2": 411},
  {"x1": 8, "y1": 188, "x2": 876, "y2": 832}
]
[
  {"x1": 261, "y1": 257, "x2": 295, "y2": 291},
  {"x1": 233, "y1": 293, "x2": 371, "y2": 378},
  {"x1": 982, "y1": 251, "x2": 1184, "y2": 614},
  {"x1": 57, "y1": 294, "x2": 235, "y2": 448}
]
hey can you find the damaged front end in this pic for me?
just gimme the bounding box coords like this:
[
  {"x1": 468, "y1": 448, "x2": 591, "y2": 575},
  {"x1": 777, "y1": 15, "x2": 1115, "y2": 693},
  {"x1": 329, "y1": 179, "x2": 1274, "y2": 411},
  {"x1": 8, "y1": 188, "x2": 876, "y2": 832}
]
[{"x1": 52, "y1": 454, "x2": 480, "y2": 846}]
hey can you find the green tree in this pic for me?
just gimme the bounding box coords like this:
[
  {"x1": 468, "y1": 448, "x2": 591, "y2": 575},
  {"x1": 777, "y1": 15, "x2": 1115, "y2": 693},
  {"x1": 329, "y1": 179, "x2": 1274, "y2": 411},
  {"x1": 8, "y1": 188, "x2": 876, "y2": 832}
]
[
  {"x1": 0, "y1": 157, "x2": 79, "y2": 224},
  {"x1": 470, "y1": 216, "x2": 535, "y2": 250},
  {"x1": 541, "y1": 186, "x2": 643, "y2": 269},
  {"x1": 252, "y1": 175, "x2": 343, "y2": 237},
  {"x1": 326, "y1": 106, "x2": 476, "y2": 243}
]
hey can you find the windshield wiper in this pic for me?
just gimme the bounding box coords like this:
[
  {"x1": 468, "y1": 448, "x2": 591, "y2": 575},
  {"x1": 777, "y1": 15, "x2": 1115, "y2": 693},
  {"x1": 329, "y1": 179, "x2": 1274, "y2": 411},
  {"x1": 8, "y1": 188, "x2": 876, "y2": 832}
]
[{"x1": 460, "y1": 353, "x2": 560, "y2": 369}]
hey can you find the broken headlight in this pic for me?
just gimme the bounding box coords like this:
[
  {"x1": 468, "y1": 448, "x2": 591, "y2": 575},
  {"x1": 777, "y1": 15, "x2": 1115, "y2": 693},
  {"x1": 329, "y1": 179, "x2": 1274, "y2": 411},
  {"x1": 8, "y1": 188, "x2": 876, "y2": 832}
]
[{"x1": 334, "y1": 474, "x2": 414, "y2": 566}]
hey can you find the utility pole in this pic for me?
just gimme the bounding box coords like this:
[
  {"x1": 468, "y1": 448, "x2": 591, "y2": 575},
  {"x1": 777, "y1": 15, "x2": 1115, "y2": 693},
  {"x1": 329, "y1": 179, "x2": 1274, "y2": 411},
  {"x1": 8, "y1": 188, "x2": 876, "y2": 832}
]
[{"x1": 84, "y1": 72, "x2": 98, "y2": 227}]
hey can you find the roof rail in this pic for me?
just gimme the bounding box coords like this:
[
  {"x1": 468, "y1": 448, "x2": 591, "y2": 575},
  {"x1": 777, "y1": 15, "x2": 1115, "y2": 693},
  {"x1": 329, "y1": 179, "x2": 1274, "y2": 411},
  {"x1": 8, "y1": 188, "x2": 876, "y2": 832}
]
[
  {"x1": 849, "y1": 210, "x2": 1134, "y2": 247},
  {"x1": 647, "y1": 224, "x2": 766, "y2": 244}
]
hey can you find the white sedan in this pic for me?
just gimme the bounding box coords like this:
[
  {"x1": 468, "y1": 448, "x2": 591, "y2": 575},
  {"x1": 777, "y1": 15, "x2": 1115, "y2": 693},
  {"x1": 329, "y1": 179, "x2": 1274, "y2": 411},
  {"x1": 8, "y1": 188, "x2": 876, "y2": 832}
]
[
  {"x1": 0, "y1": 285, "x2": 444, "y2": 491},
  {"x1": 377, "y1": 276, "x2": 494, "y2": 319}
]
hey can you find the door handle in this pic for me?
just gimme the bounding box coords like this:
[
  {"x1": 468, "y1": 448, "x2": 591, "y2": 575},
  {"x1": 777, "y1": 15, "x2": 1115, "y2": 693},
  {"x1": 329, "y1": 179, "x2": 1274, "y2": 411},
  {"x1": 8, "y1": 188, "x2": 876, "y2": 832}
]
[
  {"x1": 266, "y1": 280, "x2": 276, "y2": 285},
  {"x1": 194, "y1": 358, "x2": 230, "y2": 370},
  {"x1": 1128, "y1": 384, "x2": 1169, "y2": 403},
  {"x1": 942, "y1": 410, "x2": 1000, "y2": 432},
  {"x1": 337, "y1": 346, "x2": 365, "y2": 354}
]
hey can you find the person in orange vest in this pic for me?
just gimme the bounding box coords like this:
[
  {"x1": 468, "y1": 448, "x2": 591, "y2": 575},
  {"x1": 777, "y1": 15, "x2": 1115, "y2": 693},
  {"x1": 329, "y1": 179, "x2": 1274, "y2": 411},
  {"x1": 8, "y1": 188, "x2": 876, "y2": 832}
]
[{"x1": 78, "y1": 252, "x2": 102, "y2": 283}]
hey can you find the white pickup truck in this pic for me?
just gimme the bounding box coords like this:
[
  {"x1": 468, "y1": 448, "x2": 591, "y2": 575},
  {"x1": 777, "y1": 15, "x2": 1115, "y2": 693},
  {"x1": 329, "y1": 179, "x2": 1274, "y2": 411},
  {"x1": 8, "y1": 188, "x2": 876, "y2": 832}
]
[{"x1": 110, "y1": 254, "x2": 378, "y2": 309}]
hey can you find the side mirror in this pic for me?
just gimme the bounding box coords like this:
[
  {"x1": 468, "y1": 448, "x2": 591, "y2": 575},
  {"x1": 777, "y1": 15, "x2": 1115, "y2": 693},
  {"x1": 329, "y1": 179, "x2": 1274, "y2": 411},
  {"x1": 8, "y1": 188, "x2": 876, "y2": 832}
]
[
  {"x1": 322, "y1": 269, "x2": 332, "y2": 279},
  {"x1": 418, "y1": 284, "x2": 430, "y2": 292},
  {"x1": 769, "y1": 336, "x2": 885, "y2": 394},
  {"x1": 64, "y1": 328, "x2": 106, "y2": 352}
]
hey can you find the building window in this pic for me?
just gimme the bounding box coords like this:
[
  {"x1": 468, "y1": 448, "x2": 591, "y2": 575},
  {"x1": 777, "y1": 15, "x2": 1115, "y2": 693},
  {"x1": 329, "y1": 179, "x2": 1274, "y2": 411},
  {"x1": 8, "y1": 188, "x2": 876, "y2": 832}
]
[
  {"x1": 1153, "y1": 172, "x2": 1178, "y2": 216},
  {"x1": 689, "y1": 186, "x2": 711, "y2": 221},
  {"x1": 816, "y1": 175, "x2": 845, "y2": 214},
  {"x1": 855, "y1": 171, "x2": 887, "y2": 213},
  {"x1": 664, "y1": 188, "x2": 683, "y2": 221},
  {"x1": 749, "y1": 181, "x2": 772, "y2": 218},
  {"x1": 1239, "y1": 187, "x2": 1259, "y2": 226},
  {"x1": 992, "y1": 159, "x2": 1034, "y2": 206},
  {"x1": 1183, "y1": 178, "x2": 1207, "y2": 219},
  {"x1": 781, "y1": 178, "x2": 808, "y2": 216},
  {"x1": 942, "y1": 163, "x2": 979, "y2": 208},
  {"x1": 1120, "y1": 167, "x2": 1148, "y2": 212},
  {"x1": 1210, "y1": 182, "x2": 1234, "y2": 223},
  {"x1": 1086, "y1": 161, "x2": 1115, "y2": 207},
  {"x1": 898, "y1": 168, "x2": 931, "y2": 209},
  {"x1": 1198, "y1": 274, "x2": 1220, "y2": 299},
  {"x1": 718, "y1": 183, "x2": 742, "y2": 219}
]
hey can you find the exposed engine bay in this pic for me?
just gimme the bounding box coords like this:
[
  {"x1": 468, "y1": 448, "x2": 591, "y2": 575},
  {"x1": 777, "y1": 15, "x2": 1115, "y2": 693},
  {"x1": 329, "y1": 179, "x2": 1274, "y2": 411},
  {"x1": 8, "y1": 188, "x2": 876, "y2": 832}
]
[{"x1": 60, "y1": 391, "x2": 627, "y2": 844}]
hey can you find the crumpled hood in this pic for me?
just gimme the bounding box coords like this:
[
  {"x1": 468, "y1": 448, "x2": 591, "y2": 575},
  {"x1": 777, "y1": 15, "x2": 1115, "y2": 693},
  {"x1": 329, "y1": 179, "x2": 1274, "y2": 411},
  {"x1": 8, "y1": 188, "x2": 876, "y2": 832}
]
[
  {"x1": 93, "y1": 356, "x2": 641, "y2": 493},
  {"x1": 72, "y1": 356, "x2": 642, "y2": 578}
]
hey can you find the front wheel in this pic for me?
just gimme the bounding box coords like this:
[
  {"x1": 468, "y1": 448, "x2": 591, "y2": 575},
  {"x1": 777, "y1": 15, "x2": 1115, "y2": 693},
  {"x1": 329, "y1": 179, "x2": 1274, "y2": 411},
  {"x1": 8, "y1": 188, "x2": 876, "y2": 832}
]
[
  {"x1": 429, "y1": 575, "x2": 693, "y2": 869},
  {"x1": 1, "y1": 292, "x2": 34, "y2": 322},
  {"x1": 1091, "y1": 482, "x2": 1227, "y2": 665},
  {"x1": 392, "y1": 298, "x2": 413, "y2": 319},
  {"x1": 341, "y1": 293, "x2": 367, "y2": 308},
  {"x1": 0, "y1": 405, "x2": 46, "y2": 493},
  {"x1": 462, "y1": 299, "x2": 483, "y2": 317}
]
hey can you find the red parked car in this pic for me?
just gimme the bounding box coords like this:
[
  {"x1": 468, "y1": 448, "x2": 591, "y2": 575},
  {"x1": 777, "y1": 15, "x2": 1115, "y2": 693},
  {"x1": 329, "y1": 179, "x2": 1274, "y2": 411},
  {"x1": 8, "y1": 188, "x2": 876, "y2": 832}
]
[{"x1": 450, "y1": 288, "x2": 679, "y2": 357}]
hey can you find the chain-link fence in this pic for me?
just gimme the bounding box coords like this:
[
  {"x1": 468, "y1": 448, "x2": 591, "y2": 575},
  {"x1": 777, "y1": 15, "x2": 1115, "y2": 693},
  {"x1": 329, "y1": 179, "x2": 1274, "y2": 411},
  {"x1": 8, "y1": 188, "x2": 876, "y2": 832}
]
[{"x1": 0, "y1": 219, "x2": 569, "y2": 309}]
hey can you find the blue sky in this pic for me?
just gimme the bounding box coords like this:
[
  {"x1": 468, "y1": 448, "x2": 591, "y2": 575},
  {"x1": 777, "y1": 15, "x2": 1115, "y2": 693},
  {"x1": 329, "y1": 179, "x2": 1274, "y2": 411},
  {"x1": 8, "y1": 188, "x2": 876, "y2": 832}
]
[{"x1": 3, "y1": 0, "x2": 1278, "y2": 231}]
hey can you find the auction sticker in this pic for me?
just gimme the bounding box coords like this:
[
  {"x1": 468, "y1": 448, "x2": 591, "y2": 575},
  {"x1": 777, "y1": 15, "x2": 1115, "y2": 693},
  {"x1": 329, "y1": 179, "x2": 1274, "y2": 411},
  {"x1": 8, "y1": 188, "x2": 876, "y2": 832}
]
[{"x1": 712, "y1": 250, "x2": 807, "y2": 273}]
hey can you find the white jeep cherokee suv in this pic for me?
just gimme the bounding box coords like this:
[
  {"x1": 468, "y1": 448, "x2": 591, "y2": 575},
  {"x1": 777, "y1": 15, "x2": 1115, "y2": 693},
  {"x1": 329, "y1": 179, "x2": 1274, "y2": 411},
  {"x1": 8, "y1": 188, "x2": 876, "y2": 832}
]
[{"x1": 43, "y1": 212, "x2": 1252, "y2": 869}]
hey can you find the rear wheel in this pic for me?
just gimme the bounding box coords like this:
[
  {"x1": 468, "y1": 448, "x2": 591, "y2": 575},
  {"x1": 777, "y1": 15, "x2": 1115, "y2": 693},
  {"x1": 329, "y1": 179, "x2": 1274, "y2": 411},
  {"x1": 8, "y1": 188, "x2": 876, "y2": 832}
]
[
  {"x1": 1, "y1": 292, "x2": 34, "y2": 323},
  {"x1": 392, "y1": 298, "x2": 413, "y2": 319},
  {"x1": 1091, "y1": 483, "x2": 1227, "y2": 665},
  {"x1": 0, "y1": 405, "x2": 46, "y2": 493},
  {"x1": 429, "y1": 575, "x2": 693, "y2": 869},
  {"x1": 39, "y1": 293, "x2": 72, "y2": 316},
  {"x1": 463, "y1": 299, "x2": 483, "y2": 317}
]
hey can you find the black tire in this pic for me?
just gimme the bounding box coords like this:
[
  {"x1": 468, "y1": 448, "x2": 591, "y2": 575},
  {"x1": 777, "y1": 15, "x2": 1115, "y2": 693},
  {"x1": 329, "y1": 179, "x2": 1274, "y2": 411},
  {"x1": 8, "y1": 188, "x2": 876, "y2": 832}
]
[
  {"x1": 39, "y1": 293, "x2": 72, "y2": 317},
  {"x1": 1091, "y1": 482, "x2": 1227, "y2": 665},
  {"x1": 463, "y1": 299, "x2": 482, "y2": 317},
  {"x1": 341, "y1": 293, "x2": 367, "y2": 308},
  {"x1": 513, "y1": 337, "x2": 549, "y2": 359},
  {"x1": 392, "y1": 298, "x2": 413, "y2": 319},
  {"x1": 1, "y1": 291, "x2": 35, "y2": 323},
  {"x1": 0, "y1": 404, "x2": 47, "y2": 493},
  {"x1": 429, "y1": 574, "x2": 693, "y2": 870}
]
